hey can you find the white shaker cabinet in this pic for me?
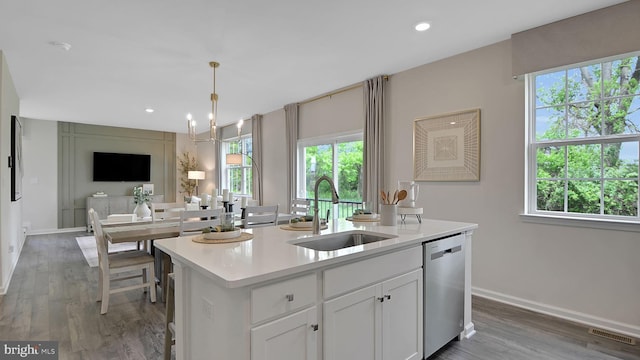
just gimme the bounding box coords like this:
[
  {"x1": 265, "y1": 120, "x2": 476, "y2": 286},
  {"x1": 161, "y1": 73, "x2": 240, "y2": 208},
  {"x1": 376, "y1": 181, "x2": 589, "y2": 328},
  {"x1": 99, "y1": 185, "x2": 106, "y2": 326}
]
[
  {"x1": 323, "y1": 246, "x2": 423, "y2": 360},
  {"x1": 323, "y1": 269, "x2": 422, "y2": 360},
  {"x1": 251, "y1": 307, "x2": 318, "y2": 360}
]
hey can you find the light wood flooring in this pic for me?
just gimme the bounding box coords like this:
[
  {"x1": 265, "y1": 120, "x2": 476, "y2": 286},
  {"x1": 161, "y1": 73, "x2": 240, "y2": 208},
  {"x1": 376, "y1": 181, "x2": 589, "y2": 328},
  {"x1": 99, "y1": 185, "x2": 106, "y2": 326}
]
[{"x1": 1, "y1": 232, "x2": 638, "y2": 360}]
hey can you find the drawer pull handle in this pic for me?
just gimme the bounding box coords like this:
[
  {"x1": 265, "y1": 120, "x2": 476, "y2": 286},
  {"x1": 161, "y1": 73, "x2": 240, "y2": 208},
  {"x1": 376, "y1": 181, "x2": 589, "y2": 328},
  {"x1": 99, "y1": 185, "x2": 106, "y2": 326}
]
[
  {"x1": 285, "y1": 294, "x2": 294, "y2": 302},
  {"x1": 377, "y1": 297, "x2": 385, "y2": 302},
  {"x1": 384, "y1": 294, "x2": 391, "y2": 300},
  {"x1": 311, "y1": 324, "x2": 319, "y2": 331}
]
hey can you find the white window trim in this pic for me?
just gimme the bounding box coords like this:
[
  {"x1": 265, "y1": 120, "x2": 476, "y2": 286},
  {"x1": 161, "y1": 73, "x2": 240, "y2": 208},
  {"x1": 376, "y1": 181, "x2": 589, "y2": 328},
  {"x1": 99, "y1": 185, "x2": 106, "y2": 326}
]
[{"x1": 523, "y1": 53, "x2": 640, "y2": 231}]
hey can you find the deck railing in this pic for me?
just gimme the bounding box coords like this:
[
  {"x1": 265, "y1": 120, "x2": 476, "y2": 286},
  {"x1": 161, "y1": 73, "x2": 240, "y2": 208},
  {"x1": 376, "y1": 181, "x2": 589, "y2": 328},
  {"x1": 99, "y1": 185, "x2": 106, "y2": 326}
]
[{"x1": 305, "y1": 198, "x2": 364, "y2": 219}]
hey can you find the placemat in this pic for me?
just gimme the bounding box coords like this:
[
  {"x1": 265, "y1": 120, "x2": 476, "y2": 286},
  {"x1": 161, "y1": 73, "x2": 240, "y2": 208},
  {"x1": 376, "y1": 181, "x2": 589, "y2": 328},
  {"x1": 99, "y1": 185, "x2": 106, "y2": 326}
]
[
  {"x1": 192, "y1": 232, "x2": 254, "y2": 244},
  {"x1": 279, "y1": 224, "x2": 328, "y2": 231}
]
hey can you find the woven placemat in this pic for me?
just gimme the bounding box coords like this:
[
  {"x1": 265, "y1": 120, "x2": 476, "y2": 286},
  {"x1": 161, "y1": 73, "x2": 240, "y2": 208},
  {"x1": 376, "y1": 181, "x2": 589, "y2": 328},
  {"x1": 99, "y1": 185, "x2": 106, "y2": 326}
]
[
  {"x1": 279, "y1": 224, "x2": 328, "y2": 231},
  {"x1": 192, "y1": 232, "x2": 254, "y2": 244}
]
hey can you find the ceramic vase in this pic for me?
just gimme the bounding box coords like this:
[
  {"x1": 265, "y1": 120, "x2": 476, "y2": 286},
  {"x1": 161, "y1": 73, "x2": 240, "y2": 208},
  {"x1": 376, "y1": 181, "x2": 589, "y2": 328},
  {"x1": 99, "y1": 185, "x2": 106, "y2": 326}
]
[{"x1": 134, "y1": 202, "x2": 151, "y2": 220}]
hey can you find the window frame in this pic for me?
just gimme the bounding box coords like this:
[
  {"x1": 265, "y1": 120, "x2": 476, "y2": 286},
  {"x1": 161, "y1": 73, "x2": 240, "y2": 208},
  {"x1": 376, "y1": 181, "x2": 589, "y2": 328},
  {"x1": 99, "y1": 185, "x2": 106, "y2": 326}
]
[
  {"x1": 523, "y1": 52, "x2": 640, "y2": 231},
  {"x1": 222, "y1": 135, "x2": 253, "y2": 196}
]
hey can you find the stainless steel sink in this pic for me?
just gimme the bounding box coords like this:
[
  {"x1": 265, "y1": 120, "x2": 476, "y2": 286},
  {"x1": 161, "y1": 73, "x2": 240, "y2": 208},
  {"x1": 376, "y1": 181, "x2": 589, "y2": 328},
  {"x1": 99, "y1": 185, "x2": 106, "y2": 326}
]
[{"x1": 290, "y1": 231, "x2": 397, "y2": 251}]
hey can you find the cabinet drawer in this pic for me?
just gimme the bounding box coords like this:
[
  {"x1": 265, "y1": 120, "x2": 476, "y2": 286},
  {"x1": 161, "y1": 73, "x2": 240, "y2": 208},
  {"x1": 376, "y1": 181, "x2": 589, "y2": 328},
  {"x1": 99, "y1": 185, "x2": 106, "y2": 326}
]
[
  {"x1": 323, "y1": 246, "x2": 422, "y2": 299},
  {"x1": 251, "y1": 273, "x2": 317, "y2": 324}
]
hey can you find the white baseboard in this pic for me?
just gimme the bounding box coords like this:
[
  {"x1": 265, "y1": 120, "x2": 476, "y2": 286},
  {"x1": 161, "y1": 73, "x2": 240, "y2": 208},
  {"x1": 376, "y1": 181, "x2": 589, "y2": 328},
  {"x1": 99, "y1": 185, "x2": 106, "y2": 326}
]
[
  {"x1": 473, "y1": 287, "x2": 640, "y2": 339},
  {"x1": 26, "y1": 227, "x2": 87, "y2": 236},
  {"x1": 0, "y1": 238, "x2": 25, "y2": 295}
]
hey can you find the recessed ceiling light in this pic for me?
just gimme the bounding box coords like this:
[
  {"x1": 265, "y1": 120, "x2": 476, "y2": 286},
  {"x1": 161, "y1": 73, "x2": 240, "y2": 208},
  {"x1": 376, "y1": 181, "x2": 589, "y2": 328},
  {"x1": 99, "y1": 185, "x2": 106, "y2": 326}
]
[
  {"x1": 415, "y1": 22, "x2": 431, "y2": 32},
  {"x1": 145, "y1": 108, "x2": 154, "y2": 113}
]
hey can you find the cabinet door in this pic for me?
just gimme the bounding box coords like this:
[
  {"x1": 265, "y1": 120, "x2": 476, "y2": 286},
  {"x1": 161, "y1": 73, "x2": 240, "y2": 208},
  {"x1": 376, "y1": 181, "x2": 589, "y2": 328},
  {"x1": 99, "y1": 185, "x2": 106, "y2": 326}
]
[
  {"x1": 381, "y1": 269, "x2": 423, "y2": 360},
  {"x1": 251, "y1": 307, "x2": 317, "y2": 360},
  {"x1": 324, "y1": 284, "x2": 381, "y2": 360}
]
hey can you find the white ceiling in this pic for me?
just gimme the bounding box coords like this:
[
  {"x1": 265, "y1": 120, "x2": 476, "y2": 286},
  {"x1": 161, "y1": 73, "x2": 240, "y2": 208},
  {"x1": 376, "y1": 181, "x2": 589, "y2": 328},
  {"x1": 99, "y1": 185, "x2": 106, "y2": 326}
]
[{"x1": 0, "y1": 0, "x2": 626, "y2": 134}]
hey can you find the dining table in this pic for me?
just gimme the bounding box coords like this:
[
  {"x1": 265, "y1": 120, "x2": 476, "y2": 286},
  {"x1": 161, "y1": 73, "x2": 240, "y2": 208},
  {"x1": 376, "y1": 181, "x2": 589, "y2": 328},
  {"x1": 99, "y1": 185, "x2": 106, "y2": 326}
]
[{"x1": 101, "y1": 212, "x2": 294, "y2": 301}]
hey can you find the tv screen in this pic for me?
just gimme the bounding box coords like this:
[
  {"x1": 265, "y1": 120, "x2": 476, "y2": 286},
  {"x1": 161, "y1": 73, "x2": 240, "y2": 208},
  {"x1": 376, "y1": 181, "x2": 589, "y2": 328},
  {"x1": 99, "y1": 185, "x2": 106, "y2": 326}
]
[{"x1": 93, "y1": 152, "x2": 151, "y2": 182}]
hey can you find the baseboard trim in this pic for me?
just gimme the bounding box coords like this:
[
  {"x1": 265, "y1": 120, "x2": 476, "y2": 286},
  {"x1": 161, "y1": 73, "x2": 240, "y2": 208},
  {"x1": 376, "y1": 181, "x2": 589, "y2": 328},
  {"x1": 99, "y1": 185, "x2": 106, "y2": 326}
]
[
  {"x1": 0, "y1": 232, "x2": 28, "y2": 295},
  {"x1": 473, "y1": 287, "x2": 640, "y2": 339},
  {"x1": 463, "y1": 322, "x2": 476, "y2": 339},
  {"x1": 26, "y1": 227, "x2": 87, "y2": 236}
]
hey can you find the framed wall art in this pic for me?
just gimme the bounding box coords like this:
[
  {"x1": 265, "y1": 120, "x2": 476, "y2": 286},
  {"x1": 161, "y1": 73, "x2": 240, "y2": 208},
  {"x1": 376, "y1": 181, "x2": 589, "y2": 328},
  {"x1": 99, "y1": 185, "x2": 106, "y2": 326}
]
[
  {"x1": 413, "y1": 108, "x2": 480, "y2": 181},
  {"x1": 11, "y1": 115, "x2": 23, "y2": 201}
]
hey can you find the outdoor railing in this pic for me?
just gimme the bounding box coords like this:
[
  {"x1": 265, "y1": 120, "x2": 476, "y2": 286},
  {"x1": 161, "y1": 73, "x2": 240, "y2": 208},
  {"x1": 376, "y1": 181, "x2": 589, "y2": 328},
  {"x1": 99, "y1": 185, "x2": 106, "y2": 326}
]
[{"x1": 305, "y1": 198, "x2": 364, "y2": 219}]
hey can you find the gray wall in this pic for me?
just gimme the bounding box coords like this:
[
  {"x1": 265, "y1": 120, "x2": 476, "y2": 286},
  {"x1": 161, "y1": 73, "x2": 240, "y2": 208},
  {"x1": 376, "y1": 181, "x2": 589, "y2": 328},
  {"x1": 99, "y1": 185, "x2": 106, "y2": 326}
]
[
  {"x1": 0, "y1": 51, "x2": 22, "y2": 294},
  {"x1": 58, "y1": 122, "x2": 176, "y2": 228}
]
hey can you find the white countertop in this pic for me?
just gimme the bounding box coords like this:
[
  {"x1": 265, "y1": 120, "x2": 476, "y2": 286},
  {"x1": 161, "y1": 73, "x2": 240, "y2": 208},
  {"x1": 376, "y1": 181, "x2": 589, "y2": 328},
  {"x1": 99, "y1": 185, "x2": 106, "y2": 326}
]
[{"x1": 154, "y1": 218, "x2": 477, "y2": 288}]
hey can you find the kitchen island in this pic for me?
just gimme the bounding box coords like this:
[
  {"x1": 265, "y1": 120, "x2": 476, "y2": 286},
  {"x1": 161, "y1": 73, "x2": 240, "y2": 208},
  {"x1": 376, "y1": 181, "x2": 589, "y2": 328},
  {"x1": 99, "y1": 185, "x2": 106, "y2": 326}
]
[{"x1": 154, "y1": 218, "x2": 477, "y2": 360}]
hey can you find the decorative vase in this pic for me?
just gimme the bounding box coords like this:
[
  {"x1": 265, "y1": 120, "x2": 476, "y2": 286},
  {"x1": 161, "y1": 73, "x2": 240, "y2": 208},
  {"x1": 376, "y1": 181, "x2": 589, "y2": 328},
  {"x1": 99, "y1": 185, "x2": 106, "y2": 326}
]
[{"x1": 134, "y1": 202, "x2": 151, "y2": 220}]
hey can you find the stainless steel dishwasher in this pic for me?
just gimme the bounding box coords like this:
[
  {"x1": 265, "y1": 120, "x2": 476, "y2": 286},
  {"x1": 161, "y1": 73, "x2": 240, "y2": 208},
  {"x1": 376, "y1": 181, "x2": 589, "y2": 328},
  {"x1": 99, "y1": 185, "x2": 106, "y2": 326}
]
[{"x1": 424, "y1": 233, "x2": 465, "y2": 358}]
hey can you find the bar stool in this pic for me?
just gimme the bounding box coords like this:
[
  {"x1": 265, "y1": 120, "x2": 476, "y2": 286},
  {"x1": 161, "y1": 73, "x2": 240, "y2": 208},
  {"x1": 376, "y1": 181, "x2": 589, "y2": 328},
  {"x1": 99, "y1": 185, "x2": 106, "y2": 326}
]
[{"x1": 164, "y1": 273, "x2": 175, "y2": 360}]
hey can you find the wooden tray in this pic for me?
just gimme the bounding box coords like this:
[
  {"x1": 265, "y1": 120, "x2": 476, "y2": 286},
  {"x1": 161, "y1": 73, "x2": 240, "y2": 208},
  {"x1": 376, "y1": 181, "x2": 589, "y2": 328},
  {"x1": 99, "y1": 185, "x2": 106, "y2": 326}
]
[{"x1": 192, "y1": 232, "x2": 254, "y2": 244}]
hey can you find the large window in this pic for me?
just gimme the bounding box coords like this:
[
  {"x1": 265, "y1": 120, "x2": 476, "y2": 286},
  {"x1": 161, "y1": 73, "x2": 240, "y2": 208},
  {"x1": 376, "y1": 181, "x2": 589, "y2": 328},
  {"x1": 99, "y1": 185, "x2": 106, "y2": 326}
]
[
  {"x1": 223, "y1": 136, "x2": 253, "y2": 196},
  {"x1": 298, "y1": 133, "x2": 363, "y2": 218},
  {"x1": 527, "y1": 53, "x2": 640, "y2": 221}
]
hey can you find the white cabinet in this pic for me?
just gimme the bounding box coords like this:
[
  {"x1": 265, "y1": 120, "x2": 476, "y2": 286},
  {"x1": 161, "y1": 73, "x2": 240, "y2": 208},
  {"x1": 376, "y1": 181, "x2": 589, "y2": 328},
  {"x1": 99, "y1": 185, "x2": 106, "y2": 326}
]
[
  {"x1": 323, "y1": 246, "x2": 423, "y2": 360},
  {"x1": 324, "y1": 270, "x2": 422, "y2": 360},
  {"x1": 251, "y1": 274, "x2": 319, "y2": 360},
  {"x1": 382, "y1": 270, "x2": 423, "y2": 360},
  {"x1": 251, "y1": 307, "x2": 318, "y2": 360},
  {"x1": 324, "y1": 284, "x2": 378, "y2": 360}
]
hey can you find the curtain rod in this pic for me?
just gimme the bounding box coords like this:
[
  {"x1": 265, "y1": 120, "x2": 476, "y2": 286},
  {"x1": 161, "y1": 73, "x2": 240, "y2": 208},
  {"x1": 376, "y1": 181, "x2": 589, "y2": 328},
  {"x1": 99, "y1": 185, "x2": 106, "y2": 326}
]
[{"x1": 298, "y1": 75, "x2": 389, "y2": 106}]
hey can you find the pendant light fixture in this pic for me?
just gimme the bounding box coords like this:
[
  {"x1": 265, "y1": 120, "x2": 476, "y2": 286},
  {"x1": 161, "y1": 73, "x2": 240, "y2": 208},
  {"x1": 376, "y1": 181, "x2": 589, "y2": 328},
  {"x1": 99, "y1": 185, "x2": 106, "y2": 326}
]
[{"x1": 187, "y1": 61, "x2": 220, "y2": 142}]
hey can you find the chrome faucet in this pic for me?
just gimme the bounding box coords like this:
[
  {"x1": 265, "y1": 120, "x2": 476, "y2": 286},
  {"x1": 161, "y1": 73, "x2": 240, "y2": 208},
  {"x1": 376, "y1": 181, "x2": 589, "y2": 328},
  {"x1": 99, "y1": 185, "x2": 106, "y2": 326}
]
[{"x1": 313, "y1": 175, "x2": 339, "y2": 234}]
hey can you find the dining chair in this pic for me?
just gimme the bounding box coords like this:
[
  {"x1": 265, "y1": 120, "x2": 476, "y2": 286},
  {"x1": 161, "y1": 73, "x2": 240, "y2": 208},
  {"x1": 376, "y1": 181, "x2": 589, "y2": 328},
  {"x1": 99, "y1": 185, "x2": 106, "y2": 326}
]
[
  {"x1": 179, "y1": 208, "x2": 223, "y2": 236},
  {"x1": 151, "y1": 202, "x2": 185, "y2": 222},
  {"x1": 242, "y1": 205, "x2": 279, "y2": 228},
  {"x1": 290, "y1": 198, "x2": 311, "y2": 216},
  {"x1": 88, "y1": 208, "x2": 156, "y2": 314}
]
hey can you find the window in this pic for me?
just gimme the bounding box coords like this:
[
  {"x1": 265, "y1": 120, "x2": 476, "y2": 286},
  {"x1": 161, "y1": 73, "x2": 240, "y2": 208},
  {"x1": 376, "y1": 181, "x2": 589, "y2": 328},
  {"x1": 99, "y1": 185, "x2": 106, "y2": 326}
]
[
  {"x1": 223, "y1": 136, "x2": 253, "y2": 196},
  {"x1": 297, "y1": 133, "x2": 363, "y2": 218},
  {"x1": 526, "y1": 53, "x2": 640, "y2": 221}
]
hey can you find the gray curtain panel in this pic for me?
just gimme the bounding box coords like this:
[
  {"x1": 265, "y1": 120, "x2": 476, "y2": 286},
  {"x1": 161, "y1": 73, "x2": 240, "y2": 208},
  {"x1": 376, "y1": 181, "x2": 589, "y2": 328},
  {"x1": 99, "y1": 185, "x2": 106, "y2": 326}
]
[
  {"x1": 363, "y1": 76, "x2": 385, "y2": 213},
  {"x1": 251, "y1": 114, "x2": 263, "y2": 205},
  {"x1": 285, "y1": 103, "x2": 299, "y2": 213}
]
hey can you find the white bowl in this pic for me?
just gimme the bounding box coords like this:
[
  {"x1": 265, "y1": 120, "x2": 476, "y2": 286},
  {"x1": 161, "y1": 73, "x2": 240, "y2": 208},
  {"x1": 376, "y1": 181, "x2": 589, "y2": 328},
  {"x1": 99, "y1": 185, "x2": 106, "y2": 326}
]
[
  {"x1": 203, "y1": 229, "x2": 241, "y2": 239},
  {"x1": 352, "y1": 213, "x2": 378, "y2": 220}
]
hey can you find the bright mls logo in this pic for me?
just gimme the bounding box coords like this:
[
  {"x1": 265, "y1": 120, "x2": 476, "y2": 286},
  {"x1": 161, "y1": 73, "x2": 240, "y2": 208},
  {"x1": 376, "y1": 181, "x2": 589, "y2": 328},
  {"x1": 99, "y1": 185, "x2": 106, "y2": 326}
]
[{"x1": 1, "y1": 341, "x2": 58, "y2": 359}]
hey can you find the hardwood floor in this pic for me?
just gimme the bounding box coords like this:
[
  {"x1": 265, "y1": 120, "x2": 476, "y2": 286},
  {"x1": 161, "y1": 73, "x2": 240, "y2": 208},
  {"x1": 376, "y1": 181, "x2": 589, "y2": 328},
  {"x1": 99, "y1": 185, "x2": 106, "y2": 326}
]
[{"x1": 1, "y1": 232, "x2": 638, "y2": 360}]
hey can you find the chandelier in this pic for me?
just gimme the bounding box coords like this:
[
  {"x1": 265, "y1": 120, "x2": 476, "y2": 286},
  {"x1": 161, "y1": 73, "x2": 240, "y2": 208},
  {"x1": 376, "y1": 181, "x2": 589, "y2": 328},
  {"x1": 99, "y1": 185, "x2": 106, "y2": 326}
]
[{"x1": 187, "y1": 61, "x2": 220, "y2": 142}]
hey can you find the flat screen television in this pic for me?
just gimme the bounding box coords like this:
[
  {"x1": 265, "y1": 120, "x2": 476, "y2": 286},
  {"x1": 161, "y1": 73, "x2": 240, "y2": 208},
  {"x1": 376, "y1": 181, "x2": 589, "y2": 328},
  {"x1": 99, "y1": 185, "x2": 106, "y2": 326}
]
[{"x1": 93, "y1": 152, "x2": 151, "y2": 182}]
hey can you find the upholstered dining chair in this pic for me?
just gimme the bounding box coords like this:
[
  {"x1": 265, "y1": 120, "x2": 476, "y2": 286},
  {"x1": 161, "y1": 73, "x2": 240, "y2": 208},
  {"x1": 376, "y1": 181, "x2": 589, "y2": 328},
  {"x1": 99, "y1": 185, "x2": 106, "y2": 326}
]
[
  {"x1": 242, "y1": 205, "x2": 279, "y2": 228},
  {"x1": 88, "y1": 208, "x2": 156, "y2": 314}
]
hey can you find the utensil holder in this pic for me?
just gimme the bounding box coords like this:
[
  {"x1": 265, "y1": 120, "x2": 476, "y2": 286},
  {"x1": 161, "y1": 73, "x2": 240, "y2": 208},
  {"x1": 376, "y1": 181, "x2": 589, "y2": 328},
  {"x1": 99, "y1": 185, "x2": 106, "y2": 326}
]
[{"x1": 380, "y1": 204, "x2": 397, "y2": 226}]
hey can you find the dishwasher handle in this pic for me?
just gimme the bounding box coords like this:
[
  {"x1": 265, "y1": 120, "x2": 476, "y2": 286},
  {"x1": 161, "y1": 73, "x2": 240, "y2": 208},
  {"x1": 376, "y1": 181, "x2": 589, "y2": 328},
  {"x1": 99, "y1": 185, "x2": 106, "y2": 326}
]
[{"x1": 430, "y1": 245, "x2": 462, "y2": 260}]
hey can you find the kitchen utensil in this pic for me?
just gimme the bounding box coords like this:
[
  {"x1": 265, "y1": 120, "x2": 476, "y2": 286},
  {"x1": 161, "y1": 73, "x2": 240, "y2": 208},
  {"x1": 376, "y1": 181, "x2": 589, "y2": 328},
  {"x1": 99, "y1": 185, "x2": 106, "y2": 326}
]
[
  {"x1": 392, "y1": 190, "x2": 398, "y2": 205},
  {"x1": 380, "y1": 190, "x2": 387, "y2": 204},
  {"x1": 395, "y1": 190, "x2": 407, "y2": 204}
]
